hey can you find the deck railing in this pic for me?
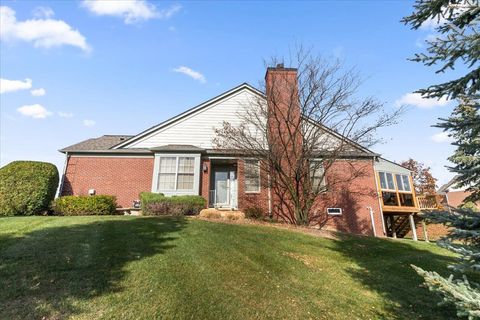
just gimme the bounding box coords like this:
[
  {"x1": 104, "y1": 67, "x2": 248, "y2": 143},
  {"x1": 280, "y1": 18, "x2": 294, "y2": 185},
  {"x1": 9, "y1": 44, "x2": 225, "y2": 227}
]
[{"x1": 417, "y1": 195, "x2": 442, "y2": 210}]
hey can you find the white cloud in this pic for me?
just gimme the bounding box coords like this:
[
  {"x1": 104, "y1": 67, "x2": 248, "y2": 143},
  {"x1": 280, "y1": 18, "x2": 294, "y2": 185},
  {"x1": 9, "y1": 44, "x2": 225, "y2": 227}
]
[
  {"x1": 31, "y1": 88, "x2": 46, "y2": 96},
  {"x1": 17, "y1": 104, "x2": 52, "y2": 119},
  {"x1": 431, "y1": 131, "x2": 454, "y2": 143},
  {"x1": 395, "y1": 92, "x2": 450, "y2": 109},
  {"x1": 83, "y1": 119, "x2": 96, "y2": 127},
  {"x1": 33, "y1": 6, "x2": 55, "y2": 19},
  {"x1": 81, "y1": 1, "x2": 181, "y2": 24},
  {"x1": 0, "y1": 6, "x2": 91, "y2": 52},
  {"x1": 58, "y1": 111, "x2": 74, "y2": 118},
  {"x1": 420, "y1": 17, "x2": 447, "y2": 30},
  {"x1": 158, "y1": 4, "x2": 182, "y2": 19},
  {"x1": 0, "y1": 78, "x2": 32, "y2": 94},
  {"x1": 173, "y1": 66, "x2": 206, "y2": 83}
]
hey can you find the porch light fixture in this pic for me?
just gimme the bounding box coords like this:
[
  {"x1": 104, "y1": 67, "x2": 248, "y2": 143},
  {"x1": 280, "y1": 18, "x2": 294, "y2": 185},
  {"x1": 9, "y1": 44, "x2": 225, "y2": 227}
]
[
  {"x1": 88, "y1": 189, "x2": 96, "y2": 196},
  {"x1": 203, "y1": 163, "x2": 208, "y2": 172}
]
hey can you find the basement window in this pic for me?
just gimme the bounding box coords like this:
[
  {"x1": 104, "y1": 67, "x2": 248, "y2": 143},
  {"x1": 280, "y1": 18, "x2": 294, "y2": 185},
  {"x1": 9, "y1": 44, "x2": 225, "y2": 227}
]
[{"x1": 327, "y1": 208, "x2": 342, "y2": 215}]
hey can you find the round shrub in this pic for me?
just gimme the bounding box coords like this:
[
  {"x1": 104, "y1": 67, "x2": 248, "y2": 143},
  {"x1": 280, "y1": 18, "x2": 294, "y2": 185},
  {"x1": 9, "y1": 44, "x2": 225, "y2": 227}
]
[
  {"x1": 244, "y1": 206, "x2": 264, "y2": 219},
  {"x1": 53, "y1": 195, "x2": 117, "y2": 215},
  {"x1": 0, "y1": 161, "x2": 59, "y2": 216}
]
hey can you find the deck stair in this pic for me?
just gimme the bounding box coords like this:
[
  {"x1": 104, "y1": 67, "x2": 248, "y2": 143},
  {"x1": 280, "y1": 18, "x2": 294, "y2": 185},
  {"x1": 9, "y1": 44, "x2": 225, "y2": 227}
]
[{"x1": 386, "y1": 214, "x2": 422, "y2": 238}]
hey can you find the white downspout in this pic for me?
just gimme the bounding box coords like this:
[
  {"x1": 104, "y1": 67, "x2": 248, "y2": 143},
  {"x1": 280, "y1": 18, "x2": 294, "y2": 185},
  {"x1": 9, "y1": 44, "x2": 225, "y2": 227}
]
[
  {"x1": 267, "y1": 172, "x2": 272, "y2": 217},
  {"x1": 372, "y1": 159, "x2": 386, "y2": 236},
  {"x1": 56, "y1": 151, "x2": 69, "y2": 198},
  {"x1": 368, "y1": 206, "x2": 377, "y2": 237}
]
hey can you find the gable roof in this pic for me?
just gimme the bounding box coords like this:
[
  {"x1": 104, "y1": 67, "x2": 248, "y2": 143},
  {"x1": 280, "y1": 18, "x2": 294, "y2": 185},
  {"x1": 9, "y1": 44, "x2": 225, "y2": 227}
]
[
  {"x1": 60, "y1": 83, "x2": 379, "y2": 158},
  {"x1": 112, "y1": 83, "x2": 264, "y2": 149}
]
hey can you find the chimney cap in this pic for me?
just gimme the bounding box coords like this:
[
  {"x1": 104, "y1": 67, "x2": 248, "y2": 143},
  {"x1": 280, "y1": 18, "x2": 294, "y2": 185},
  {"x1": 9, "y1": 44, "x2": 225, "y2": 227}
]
[{"x1": 276, "y1": 63, "x2": 284, "y2": 68}]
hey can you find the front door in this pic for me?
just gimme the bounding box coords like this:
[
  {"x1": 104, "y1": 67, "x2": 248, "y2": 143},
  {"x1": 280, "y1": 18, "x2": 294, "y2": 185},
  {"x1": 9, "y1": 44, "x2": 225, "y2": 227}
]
[
  {"x1": 213, "y1": 167, "x2": 237, "y2": 209},
  {"x1": 214, "y1": 170, "x2": 229, "y2": 207}
]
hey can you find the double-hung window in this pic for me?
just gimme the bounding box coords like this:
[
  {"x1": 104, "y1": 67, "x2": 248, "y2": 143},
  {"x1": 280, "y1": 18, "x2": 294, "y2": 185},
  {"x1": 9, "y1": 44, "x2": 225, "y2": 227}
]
[
  {"x1": 244, "y1": 160, "x2": 260, "y2": 192},
  {"x1": 153, "y1": 154, "x2": 200, "y2": 195},
  {"x1": 310, "y1": 160, "x2": 326, "y2": 191}
]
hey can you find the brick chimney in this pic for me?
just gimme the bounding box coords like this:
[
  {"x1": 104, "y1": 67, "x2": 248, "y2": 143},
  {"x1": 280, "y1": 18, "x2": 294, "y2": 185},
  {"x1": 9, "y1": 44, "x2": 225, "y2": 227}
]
[{"x1": 265, "y1": 64, "x2": 302, "y2": 153}]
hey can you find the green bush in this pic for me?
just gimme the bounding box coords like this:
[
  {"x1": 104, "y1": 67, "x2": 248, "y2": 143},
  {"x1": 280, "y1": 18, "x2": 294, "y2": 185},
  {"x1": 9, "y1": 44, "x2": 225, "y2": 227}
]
[
  {"x1": 0, "y1": 161, "x2": 59, "y2": 216},
  {"x1": 244, "y1": 206, "x2": 264, "y2": 219},
  {"x1": 140, "y1": 192, "x2": 206, "y2": 216},
  {"x1": 53, "y1": 195, "x2": 117, "y2": 216}
]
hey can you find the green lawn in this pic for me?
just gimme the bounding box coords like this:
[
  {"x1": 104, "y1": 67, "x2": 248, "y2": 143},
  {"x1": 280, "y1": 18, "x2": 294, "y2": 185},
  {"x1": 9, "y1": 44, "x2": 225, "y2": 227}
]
[{"x1": 0, "y1": 216, "x2": 457, "y2": 319}]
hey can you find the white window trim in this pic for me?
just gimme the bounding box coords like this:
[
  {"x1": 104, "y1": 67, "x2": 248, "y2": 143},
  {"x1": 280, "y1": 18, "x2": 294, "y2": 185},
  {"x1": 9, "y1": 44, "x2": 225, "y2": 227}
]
[
  {"x1": 151, "y1": 153, "x2": 201, "y2": 196},
  {"x1": 244, "y1": 159, "x2": 261, "y2": 193},
  {"x1": 379, "y1": 171, "x2": 412, "y2": 193},
  {"x1": 327, "y1": 208, "x2": 342, "y2": 215}
]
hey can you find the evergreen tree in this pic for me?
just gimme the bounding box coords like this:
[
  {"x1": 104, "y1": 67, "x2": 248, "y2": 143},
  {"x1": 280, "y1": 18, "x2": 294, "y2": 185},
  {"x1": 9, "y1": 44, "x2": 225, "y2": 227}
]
[
  {"x1": 403, "y1": 1, "x2": 480, "y2": 318},
  {"x1": 402, "y1": 0, "x2": 479, "y2": 100},
  {"x1": 436, "y1": 98, "x2": 480, "y2": 203}
]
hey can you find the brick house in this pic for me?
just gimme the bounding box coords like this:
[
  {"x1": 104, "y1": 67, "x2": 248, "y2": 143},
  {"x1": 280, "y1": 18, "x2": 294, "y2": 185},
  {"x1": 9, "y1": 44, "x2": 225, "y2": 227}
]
[
  {"x1": 438, "y1": 176, "x2": 479, "y2": 210},
  {"x1": 60, "y1": 66, "x2": 423, "y2": 238}
]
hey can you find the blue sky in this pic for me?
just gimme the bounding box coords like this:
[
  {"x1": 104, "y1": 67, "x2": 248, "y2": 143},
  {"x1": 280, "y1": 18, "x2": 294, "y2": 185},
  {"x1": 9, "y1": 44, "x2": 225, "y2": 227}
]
[{"x1": 0, "y1": 0, "x2": 459, "y2": 185}]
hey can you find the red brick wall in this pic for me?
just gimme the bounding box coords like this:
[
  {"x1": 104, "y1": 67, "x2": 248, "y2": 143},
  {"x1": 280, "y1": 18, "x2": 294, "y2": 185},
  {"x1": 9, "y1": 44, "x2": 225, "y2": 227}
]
[
  {"x1": 61, "y1": 156, "x2": 154, "y2": 207},
  {"x1": 237, "y1": 159, "x2": 270, "y2": 214},
  {"x1": 406, "y1": 223, "x2": 450, "y2": 241},
  {"x1": 309, "y1": 159, "x2": 384, "y2": 236},
  {"x1": 227, "y1": 157, "x2": 383, "y2": 237},
  {"x1": 63, "y1": 154, "x2": 383, "y2": 237},
  {"x1": 200, "y1": 158, "x2": 211, "y2": 207},
  {"x1": 264, "y1": 158, "x2": 383, "y2": 236}
]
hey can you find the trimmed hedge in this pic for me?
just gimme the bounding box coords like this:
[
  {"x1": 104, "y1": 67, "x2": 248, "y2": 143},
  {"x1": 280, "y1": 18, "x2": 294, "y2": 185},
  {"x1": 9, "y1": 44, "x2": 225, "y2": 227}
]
[
  {"x1": 0, "y1": 161, "x2": 59, "y2": 216},
  {"x1": 140, "y1": 192, "x2": 206, "y2": 216},
  {"x1": 53, "y1": 195, "x2": 117, "y2": 216}
]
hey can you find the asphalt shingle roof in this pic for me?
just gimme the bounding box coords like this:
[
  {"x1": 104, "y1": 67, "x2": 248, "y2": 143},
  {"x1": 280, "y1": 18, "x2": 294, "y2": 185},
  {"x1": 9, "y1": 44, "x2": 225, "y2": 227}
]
[{"x1": 60, "y1": 135, "x2": 138, "y2": 152}]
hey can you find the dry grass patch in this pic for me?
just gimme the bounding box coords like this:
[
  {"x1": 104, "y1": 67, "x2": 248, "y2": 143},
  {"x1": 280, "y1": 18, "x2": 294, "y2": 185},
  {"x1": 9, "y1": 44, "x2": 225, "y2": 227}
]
[
  {"x1": 199, "y1": 208, "x2": 222, "y2": 219},
  {"x1": 283, "y1": 252, "x2": 317, "y2": 267}
]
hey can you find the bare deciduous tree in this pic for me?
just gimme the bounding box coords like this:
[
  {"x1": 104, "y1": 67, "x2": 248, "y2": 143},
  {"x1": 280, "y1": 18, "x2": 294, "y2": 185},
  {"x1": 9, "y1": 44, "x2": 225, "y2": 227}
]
[{"x1": 214, "y1": 48, "x2": 403, "y2": 225}]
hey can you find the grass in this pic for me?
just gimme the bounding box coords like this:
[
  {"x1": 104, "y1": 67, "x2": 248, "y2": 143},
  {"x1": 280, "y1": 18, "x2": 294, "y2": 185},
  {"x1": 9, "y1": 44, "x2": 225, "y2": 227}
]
[{"x1": 0, "y1": 216, "x2": 458, "y2": 319}]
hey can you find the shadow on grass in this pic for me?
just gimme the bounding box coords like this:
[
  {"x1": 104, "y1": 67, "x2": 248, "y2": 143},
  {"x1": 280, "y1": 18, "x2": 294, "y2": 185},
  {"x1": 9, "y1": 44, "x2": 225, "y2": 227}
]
[
  {"x1": 0, "y1": 217, "x2": 187, "y2": 320},
  {"x1": 330, "y1": 234, "x2": 457, "y2": 319}
]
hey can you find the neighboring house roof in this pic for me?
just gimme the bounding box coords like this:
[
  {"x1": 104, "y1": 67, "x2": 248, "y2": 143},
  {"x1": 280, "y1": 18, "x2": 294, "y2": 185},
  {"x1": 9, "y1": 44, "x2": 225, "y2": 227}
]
[
  {"x1": 438, "y1": 175, "x2": 462, "y2": 193},
  {"x1": 60, "y1": 135, "x2": 149, "y2": 153}
]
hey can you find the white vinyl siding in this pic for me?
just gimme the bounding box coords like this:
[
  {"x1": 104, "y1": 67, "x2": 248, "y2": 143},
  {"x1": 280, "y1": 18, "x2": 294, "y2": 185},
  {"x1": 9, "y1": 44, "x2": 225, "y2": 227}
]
[
  {"x1": 152, "y1": 153, "x2": 201, "y2": 195},
  {"x1": 125, "y1": 90, "x2": 265, "y2": 149},
  {"x1": 244, "y1": 160, "x2": 260, "y2": 193}
]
